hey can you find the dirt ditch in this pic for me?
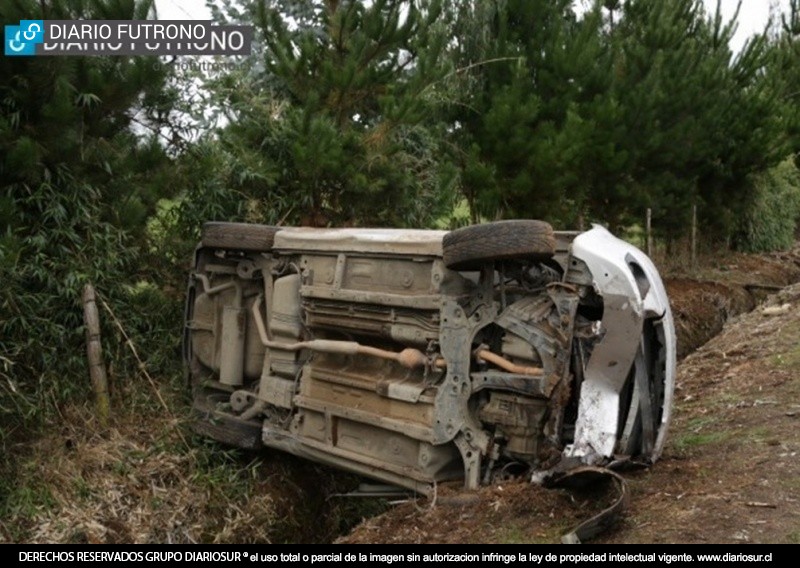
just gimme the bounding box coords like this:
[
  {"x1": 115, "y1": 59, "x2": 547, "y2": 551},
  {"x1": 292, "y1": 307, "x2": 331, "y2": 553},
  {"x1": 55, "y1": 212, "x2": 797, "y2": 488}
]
[{"x1": 665, "y1": 248, "x2": 800, "y2": 359}]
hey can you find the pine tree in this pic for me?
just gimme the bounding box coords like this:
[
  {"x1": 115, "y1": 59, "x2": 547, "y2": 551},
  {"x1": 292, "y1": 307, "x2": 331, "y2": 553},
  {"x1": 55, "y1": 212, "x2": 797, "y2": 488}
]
[
  {"x1": 604, "y1": 0, "x2": 788, "y2": 241},
  {"x1": 195, "y1": 0, "x2": 454, "y2": 228},
  {"x1": 441, "y1": 0, "x2": 611, "y2": 226}
]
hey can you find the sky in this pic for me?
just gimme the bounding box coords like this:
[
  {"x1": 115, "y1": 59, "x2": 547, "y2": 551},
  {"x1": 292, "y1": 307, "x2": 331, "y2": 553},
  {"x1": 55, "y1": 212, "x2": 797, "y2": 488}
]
[
  {"x1": 708, "y1": 0, "x2": 790, "y2": 52},
  {"x1": 154, "y1": 0, "x2": 790, "y2": 55},
  {"x1": 154, "y1": 0, "x2": 211, "y2": 22}
]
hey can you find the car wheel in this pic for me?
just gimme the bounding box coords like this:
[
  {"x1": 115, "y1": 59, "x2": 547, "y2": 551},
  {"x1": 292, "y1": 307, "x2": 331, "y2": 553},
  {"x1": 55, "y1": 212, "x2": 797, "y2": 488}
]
[
  {"x1": 201, "y1": 221, "x2": 280, "y2": 251},
  {"x1": 442, "y1": 220, "x2": 556, "y2": 271}
]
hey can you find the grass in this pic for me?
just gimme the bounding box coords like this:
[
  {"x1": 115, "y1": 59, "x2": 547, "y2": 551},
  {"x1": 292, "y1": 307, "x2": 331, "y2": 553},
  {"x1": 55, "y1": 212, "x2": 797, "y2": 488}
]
[
  {"x1": 768, "y1": 319, "x2": 800, "y2": 367},
  {"x1": 682, "y1": 416, "x2": 716, "y2": 432},
  {"x1": 771, "y1": 348, "x2": 800, "y2": 368},
  {"x1": 672, "y1": 433, "x2": 716, "y2": 452},
  {"x1": 777, "y1": 472, "x2": 800, "y2": 492},
  {"x1": 0, "y1": 480, "x2": 57, "y2": 542},
  {"x1": 497, "y1": 522, "x2": 565, "y2": 544},
  {"x1": 1, "y1": 482, "x2": 57, "y2": 519},
  {"x1": 744, "y1": 426, "x2": 775, "y2": 444},
  {"x1": 673, "y1": 429, "x2": 730, "y2": 452},
  {"x1": 498, "y1": 525, "x2": 531, "y2": 543},
  {"x1": 0, "y1": 359, "x2": 389, "y2": 544}
]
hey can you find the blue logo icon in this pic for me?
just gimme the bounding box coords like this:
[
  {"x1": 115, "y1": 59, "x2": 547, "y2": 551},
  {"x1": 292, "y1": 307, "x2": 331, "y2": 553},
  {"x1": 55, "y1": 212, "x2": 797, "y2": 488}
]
[{"x1": 5, "y1": 20, "x2": 45, "y2": 56}]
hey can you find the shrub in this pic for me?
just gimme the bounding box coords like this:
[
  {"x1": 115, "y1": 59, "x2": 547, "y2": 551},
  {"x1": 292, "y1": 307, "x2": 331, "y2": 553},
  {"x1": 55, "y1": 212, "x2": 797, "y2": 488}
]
[{"x1": 736, "y1": 158, "x2": 800, "y2": 252}]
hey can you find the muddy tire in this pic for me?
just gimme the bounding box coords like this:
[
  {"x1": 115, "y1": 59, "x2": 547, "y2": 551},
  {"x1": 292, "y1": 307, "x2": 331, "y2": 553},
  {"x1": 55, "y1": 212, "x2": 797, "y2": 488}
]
[
  {"x1": 201, "y1": 222, "x2": 280, "y2": 251},
  {"x1": 442, "y1": 220, "x2": 556, "y2": 271}
]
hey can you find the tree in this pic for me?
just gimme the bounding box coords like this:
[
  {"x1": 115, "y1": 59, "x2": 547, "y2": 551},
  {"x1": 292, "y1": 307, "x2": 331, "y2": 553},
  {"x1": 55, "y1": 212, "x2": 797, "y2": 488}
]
[
  {"x1": 439, "y1": 0, "x2": 792, "y2": 242},
  {"x1": 186, "y1": 0, "x2": 455, "y2": 228},
  {"x1": 601, "y1": 0, "x2": 789, "y2": 241},
  {"x1": 441, "y1": 0, "x2": 613, "y2": 226},
  {"x1": 0, "y1": 0, "x2": 182, "y2": 420}
]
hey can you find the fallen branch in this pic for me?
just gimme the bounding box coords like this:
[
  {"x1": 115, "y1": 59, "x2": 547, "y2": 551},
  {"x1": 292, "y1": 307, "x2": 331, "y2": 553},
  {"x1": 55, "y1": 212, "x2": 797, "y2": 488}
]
[
  {"x1": 744, "y1": 283, "x2": 783, "y2": 292},
  {"x1": 744, "y1": 502, "x2": 776, "y2": 509}
]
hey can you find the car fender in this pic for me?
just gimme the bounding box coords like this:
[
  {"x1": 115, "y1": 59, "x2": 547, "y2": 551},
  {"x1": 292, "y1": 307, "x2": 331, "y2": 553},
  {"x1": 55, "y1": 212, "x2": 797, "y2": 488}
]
[{"x1": 564, "y1": 225, "x2": 676, "y2": 463}]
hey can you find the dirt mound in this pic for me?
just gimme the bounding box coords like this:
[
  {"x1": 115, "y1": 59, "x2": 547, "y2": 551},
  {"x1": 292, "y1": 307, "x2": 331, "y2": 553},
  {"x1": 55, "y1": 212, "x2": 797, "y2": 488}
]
[{"x1": 338, "y1": 479, "x2": 616, "y2": 544}]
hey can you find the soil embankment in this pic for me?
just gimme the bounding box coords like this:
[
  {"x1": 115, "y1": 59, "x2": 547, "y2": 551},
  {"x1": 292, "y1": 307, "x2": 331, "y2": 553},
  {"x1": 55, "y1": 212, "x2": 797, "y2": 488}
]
[{"x1": 665, "y1": 248, "x2": 800, "y2": 358}]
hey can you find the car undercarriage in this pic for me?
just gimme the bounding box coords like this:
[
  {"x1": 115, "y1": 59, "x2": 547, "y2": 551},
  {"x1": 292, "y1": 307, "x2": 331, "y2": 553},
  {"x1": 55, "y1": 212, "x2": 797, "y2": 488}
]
[{"x1": 184, "y1": 220, "x2": 675, "y2": 500}]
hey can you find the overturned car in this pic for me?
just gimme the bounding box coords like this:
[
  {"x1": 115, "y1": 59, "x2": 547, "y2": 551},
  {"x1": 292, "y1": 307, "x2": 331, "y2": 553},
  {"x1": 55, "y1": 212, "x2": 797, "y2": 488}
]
[{"x1": 184, "y1": 220, "x2": 675, "y2": 495}]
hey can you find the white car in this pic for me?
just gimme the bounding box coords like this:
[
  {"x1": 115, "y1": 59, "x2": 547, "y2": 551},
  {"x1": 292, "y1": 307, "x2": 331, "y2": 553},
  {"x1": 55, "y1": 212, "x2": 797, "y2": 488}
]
[{"x1": 184, "y1": 220, "x2": 675, "y2": 496}]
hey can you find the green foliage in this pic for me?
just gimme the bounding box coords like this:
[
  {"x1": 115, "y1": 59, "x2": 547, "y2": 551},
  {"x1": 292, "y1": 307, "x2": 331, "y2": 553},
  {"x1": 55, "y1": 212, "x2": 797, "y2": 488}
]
[
  {"x1": 606, "y1": 0, "x2": 789, "y2": 240},
  {"x1": 185, "y1": 0, "x2": 800, "y2": 245},
  {"x1": 183, "y1": 0, "x2": 456, "y2": 229},
  {"x1": 736, "y1": 159, "x2": 800, "y2": 252},
  {"x1": 0, "y1": 469, "x2": 56, "y2": 540},
  {"x1": 439, "y1": 0, "x2": 793, "y2": 240},
  {"x1": 442, "y1": 0, "x2": 611, "y2": 226},
  {"x1": 0, "y1": 0, "x2": 184, "y2": 434}
]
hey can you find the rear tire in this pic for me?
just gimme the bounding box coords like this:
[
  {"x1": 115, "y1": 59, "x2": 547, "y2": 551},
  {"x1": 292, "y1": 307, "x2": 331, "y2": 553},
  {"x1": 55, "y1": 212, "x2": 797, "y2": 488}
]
[
  {"x1": 443, "y1": 220, "x2": 556, "y2": 271},
  {"x1": 202, "y1": 222, "x2": 280, "y2": 251}
]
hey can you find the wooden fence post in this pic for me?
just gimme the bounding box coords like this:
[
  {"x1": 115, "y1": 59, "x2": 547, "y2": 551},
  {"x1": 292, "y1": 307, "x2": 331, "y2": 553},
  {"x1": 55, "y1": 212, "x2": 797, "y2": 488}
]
[
  {"x1": 83, "y1": 284, "x2": 110, "y2": 426},
  {"x1": 691, "y1": 204, "x2": 698, "y2": 266}
]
